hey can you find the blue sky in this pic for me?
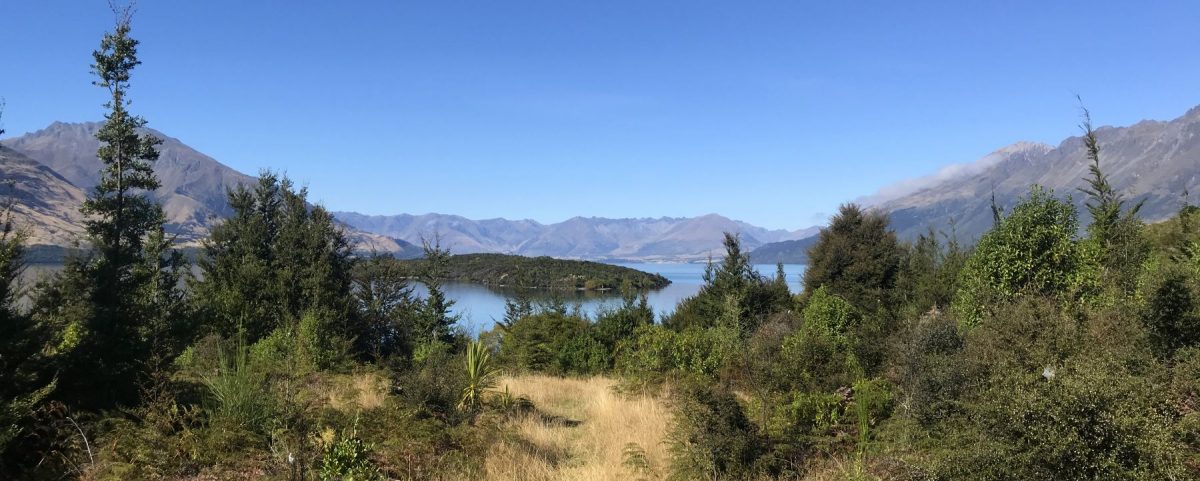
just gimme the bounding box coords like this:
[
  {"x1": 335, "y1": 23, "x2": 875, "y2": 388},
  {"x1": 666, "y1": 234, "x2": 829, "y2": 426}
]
[{"x1": 2, "y1": 1, "x2": 1197, "y2": 230}]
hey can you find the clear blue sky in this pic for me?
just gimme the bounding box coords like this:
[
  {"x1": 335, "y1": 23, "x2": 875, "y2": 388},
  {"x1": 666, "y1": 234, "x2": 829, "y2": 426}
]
[{"x1": 2, "y1": 1, "x2": 1197, "y2": 230}]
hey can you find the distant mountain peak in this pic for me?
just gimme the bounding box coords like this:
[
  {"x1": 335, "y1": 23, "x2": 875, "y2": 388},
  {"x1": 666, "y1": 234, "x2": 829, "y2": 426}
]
[
  {"x1": 1, "y1": 121, "x2": 414, "y2": 256},
  {"x1": 870, "y1": 104, "x2": 1200, "y2": 241}
]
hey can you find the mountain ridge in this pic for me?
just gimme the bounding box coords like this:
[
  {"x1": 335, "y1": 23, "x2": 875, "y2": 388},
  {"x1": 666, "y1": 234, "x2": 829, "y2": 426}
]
[
  {"x1": 861, "y1": 105, "x2": 1200, "y2": 242},
  {"x1": 2, "y1": 121, "x2": 816, "y2": 261},
  {"x1": 333, "y1": 211, "x2": 816, "y2": 261}
]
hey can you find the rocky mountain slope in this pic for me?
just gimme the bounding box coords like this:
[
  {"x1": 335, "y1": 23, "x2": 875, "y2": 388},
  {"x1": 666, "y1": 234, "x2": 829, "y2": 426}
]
[
  {"x1": 0, "y1": 145, "x2": 87, "y2": 246},
  {"x1": 862, "y1": 106, "x2": 1200, "y2": 241},
  {"x1": 4, "y1": 122, "x2": 255, "y2": 241},
  {"x1": 2, "y1": 122, "x2": 418, "y2": 256}
]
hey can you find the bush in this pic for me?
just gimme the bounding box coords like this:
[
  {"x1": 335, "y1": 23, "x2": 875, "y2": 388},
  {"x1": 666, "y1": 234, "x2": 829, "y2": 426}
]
[
  {"x1": 397, "y1": 341, "x2": 468, "y2": 422},
  {"x1": 497, "y1": 311, "x2": 587, "y2": 373},
  {"x1": 1141, "y1": 261, "x2": 1200, "y2": 357},
  {"x1": 954, "y1": 187, "x2": 1100, "y2": 328},
  {"x1": 896, "y1": 312, "x2": 967, "y2": 428},
  {"x1": 666, "y1": 377, "x2": 769, "y2": 480},
  {"x1": 940, "y1": 359, "x2": 1187, "y2": 480},
  {"x1": 780, "y1": 321, "x2": 858, "y2": 393},
  {"x1": 556, "y1": 333, "x2": 609, "y2": 375},
  {"x1": 320, "y1": 429, "x2": 384, "y2": 481}
]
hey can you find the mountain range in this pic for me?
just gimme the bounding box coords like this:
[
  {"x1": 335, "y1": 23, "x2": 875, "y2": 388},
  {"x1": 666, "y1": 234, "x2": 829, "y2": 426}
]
[
  {"x1": 334, "y1": 211, "x2": 819, "y2": 261},
  {"x1": 0, "y1": 122, "x2": 812, "y2": 261},
  {"x1": 4, "y1": 104, "x2": 1199, "y2": 264},
  {"x1": 859, "y1": 106, "x2": 1200, "y2": 242}
]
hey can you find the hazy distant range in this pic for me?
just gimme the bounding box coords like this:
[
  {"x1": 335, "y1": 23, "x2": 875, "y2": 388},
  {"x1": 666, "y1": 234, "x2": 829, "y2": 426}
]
[{"x1": 5, "y1": 103, "x2": 1200, "y2": 264}]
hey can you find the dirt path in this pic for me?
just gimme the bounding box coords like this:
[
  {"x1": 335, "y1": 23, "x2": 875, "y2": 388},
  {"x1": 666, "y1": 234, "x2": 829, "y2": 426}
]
[{"x1": 482, "y1": 375, "x2": 672, "y2": 481}]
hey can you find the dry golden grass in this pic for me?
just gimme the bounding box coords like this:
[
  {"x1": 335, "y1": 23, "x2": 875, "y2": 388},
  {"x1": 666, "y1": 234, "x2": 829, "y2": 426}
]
[
  {"x1": 482, "y1": 375, "x2": 672, "y2": 481},
  {"x1": 323, "y1": 371, "x2": 389, "y2": 412}
]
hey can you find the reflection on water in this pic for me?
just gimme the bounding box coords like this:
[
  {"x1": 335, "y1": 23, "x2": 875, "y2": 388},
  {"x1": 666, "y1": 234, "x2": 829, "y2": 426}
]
[
  {"x1": 422, "y1": 263, "x2": 806, "y2": 334},
  {"x1": 15, "y1": 262, "x2": 806, "y2": 334}
]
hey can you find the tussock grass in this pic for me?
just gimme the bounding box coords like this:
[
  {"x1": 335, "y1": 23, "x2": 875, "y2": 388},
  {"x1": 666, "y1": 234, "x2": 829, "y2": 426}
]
[
  {"x1": 323, "y1": 371, "x2": 389, "y2": 412},
  {"x1": 484, "y1": 375, "x2": 671, "y2": 481}
]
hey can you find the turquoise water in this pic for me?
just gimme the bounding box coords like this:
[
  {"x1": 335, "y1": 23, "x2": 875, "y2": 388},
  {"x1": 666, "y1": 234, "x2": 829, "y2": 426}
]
[{"x1": 420, "y1": 262, "x2": 806, "y2": 334}]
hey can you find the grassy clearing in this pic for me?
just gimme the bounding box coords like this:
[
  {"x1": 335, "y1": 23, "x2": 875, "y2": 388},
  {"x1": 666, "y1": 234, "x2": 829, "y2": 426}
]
[{"x1": 483, "y1": 375, "x2": 671, "y2": 481}]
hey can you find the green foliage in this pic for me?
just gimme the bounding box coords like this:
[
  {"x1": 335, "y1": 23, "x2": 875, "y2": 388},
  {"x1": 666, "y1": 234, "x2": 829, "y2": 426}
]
[
  {"x1": 22, "y1": 16, "x2": 191, "y2": 412},
  {"x1": 780, "y1": 320, "x2": 858, "y2": 393},
  {"x1": 557, "y1": 333, "x2": 610, "y2": 375},
  {"x1": 458, "y1": 341, "x2": 499, "y2": 413},
  {"x1": 802, "y1": 203, "x2": 902, "y2": 315},
  {"x1": 851, "y1": 378, "x2": 893, "y2": 455},
  {"x1": 954, "y1": 187, "x2": 1100, "y2": 328},
  {"x1": 940, "y1": 360, "x2": 1187, "y2": 481},
  {"x1": 666, "y1": 378, "x2": 769, "y2": 480},
  {"x1": 592, "y1": 292, "x2": 654, "y2": 351},
  {"x1": 618, "y1": 324, "x2": 742, "y2": 381},
  {"x1": 319, "y1": 428, "x2": 384, "y2": 481},
  {"x1": 388, "y1": 252, "x2": 670, "y2": 290},
  {"x1": 895, "y1": 312, "x2": 967, "y2": 428},
  {"x1": 0, "y1": 207, "x2": 55, "y2": 471},
  {"x1": 1140, "y1": 261, "x2": 1200, "y2": 357},
  {"x1": 298, "y1": 309, "x2": 350, "y2": 371},
  {"x1": 201, "y1": 338, "x2": 273, "y2": 433},
  {"x1": 193, "y1": 172, "x2": 355, "y2": 345},
  {"x1": 350, "y1": 253, "x2": 418, "y2": 361},
  {"x1": 896, "y1": 226, "x2": 966, "y2": 318},
  {"x1": 666, "y1": 233, "x2": 792, "y2": 334},
  {"x1": 497, "y1": 311, "x2": 587, "y2": 373},
  {"x1": 398, "y1": 340, "x2": 469, "y2": 421},
  {"x1": 1077, "y1": 105, "x2": 1149, "y2": 297},
  {"x1": 802, "y1": 285, "x2": 859, "y2": 342},
  {"x1": 413, "y1": 238, "x2": 461, "y2": 346}
]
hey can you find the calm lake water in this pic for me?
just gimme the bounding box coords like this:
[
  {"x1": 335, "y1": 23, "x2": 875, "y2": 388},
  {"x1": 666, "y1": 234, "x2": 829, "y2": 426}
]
[
  {"x1": 419, "y1": 263, "x2": 806, "y2": 334},
  {"x1": 17, "y1": 262, "x2": 806, "y2": 334}
]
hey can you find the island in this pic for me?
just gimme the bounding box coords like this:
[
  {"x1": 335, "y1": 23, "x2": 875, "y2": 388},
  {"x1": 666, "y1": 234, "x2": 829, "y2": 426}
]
[{"x1": 384, "y1": 253, "x2": 670, "y2": 290}]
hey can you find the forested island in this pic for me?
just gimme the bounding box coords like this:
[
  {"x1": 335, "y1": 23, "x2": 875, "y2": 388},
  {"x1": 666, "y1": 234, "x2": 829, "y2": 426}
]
[{"x1": 382, "y1": 252, "x2": 670, "y2": 290}]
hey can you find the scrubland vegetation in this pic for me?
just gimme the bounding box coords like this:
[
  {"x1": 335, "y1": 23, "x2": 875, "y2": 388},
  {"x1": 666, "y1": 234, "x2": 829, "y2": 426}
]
[{"x1": 2, "y1": 11, "x2": 1200, "y2": 481}]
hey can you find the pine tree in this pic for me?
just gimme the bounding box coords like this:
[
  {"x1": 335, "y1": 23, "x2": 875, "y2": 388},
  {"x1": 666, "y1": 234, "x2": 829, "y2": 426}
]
[
  {"x1": 1077, "y1": 102, "x2": 1147, "y2": 294},
  {"x1": 193, "y1": 172, "x2": 355, "y2": 345},
  {"x1": 802, "y1": 203, "x2": 902, "y2": 315},
  {"x1": 351, "y1": 253, "x2": 418, "y2": 360},
  {"x1": 414, "y1": 237, "x2": 459, "y2": 346},
  {"x1": 38, "y1": 9, "x2": 185, "y2": 408}
]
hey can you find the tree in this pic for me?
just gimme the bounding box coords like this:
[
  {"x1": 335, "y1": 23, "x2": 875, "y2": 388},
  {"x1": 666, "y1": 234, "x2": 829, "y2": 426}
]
[
  {"x1": 500, "y1": 292, "x2": 533, "y2": 328},
  {"x1": 193, "y1": 172, "x2": 355, "y2": 345},
  {"x1": 1077, "y1": 103, "x2": 1147, "y2": 294},
  {"x1": 896, "y1": 225, "x2": 966, "y2": 318},
  {"x1": 351, "y1": 253, "x2": 418, "y2": 361},
  {"x1": 0, "y1": 197, "x2": 54, "y2": 473},
  {"x1": 666, "y1": 233, "x2": 789, "y2": 333},
  {"x1": 413, "y1": 237, "x2": 459, "y2": 346},
  {"x1": 38, "y1": 9, "x2": 186, "y2": 408},
  {"x1": 801, "y1": 203, "x2": 901, "y2": 316}
]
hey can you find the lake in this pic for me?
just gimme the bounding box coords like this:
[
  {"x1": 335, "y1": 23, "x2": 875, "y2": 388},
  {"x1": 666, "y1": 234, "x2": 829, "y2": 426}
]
[
  {"x1": 18, "y1": 262, "x2": 806, "y2": 334},
  {"x1": 417, "y1": 262, "x2": 806, "y2": 334}
]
